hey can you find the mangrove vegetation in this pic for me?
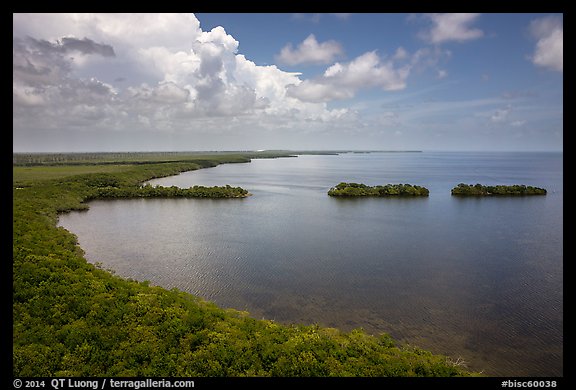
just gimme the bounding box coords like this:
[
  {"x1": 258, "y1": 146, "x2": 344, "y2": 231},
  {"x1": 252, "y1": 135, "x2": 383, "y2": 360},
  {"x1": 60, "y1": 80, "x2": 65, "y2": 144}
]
[
  {"x1": 451, "y1": 183, "x2": 547, "y2": 196},
  {"x1": 13, "y1": 152, "x2": 476, "y2": 377},
  {"x1": 328, "y1": 182, "x2": 430, "y2": 197},
  {"x1": 93, "y1": 183, "x2": 250, "y2": 199}
]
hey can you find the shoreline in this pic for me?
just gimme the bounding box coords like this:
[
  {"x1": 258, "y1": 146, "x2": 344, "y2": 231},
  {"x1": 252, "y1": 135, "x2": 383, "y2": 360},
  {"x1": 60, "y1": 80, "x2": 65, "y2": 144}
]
[{"x1": 13, "y1": 152, "x2": 482, "y2": 377}]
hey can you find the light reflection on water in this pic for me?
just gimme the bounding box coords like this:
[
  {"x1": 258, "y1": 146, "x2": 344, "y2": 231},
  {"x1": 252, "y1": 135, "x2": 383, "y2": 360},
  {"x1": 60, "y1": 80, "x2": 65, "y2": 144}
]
[{"x1": 58, "y1": 152, "x2": 563, "y2": 376}]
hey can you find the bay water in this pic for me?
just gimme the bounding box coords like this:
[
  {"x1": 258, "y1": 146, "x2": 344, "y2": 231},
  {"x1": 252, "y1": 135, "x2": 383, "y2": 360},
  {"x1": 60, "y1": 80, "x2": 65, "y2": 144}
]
[{"x1": 58, "y1": 151, "x2": 563, "y2": 376}]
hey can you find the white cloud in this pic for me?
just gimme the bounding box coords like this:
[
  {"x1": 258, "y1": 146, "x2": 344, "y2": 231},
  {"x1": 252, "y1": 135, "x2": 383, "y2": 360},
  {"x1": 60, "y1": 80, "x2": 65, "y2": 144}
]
[
  {"x1": 276, "y1": 34, "x2": 343, "y2": 66},
  {"x1": 291, "y1": 13, "x2": 352, "y2": 24},
  {"x1": 490, "y1": 105, "x2": 511, "y2": 123},
  {"x1": 510, "y1": 120, "x2": 526, "y2": 127},
  {"x1": 410, "y1": 46, "x2": 451, "y2": 72},
  {"x1": 529, "y1": 16, "x2": 563, "y2": 72},
  {"x1": 286, "y1": 80, "x2": 354, "y2": 102},
  {"x1": 325, "y1": 52, "x2": 410, "y2": 91},
  {"x1": 20, "y1": 13, "x2": 201, "y2": 50},
  {"x1": 420, "y1": 13, "x2": 484, "y2": 44},
  {"x1": 291, "y1": 13, "x2": 322, "y2": 23},
  {"x1": 14, "y1": 14, "x2": 354, "y2": 132},
  {"x1": 330, "y1": 13, "x2": 352, "y2": 20},
  {"x1": 12, "y1": 35, "x2": 119, "y2": 113},
  {"x1": 287, "y1": 51, "x2": 411, "y2": 103},
  {"x1": 131, "y1": 82, "x2": 190, "y2": 104},
  {"x1": 436, "y1": 69, "x2": 448, "y2": 79},
  {"x1": 287, "y1": 46, "x2": 450, "y2": 104},
  {"x1": 392, "y1": 47, "x2": 409, "y2": 61},
  {"x1": 485, "y1": 105, "x2": 530, "y2": 128},
  {"x1": 13, "y1": 81, "x2": 48, "y2": 106}
]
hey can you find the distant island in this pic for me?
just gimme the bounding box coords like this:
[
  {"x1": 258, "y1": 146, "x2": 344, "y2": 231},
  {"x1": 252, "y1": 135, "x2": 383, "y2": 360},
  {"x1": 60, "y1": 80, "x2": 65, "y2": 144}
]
[
  {"x1": 451, "y1": 183, "x2": 547, "y2": 196},
  {"x1": 328, "y1": 182, "x2": 429, "y2": 197}
]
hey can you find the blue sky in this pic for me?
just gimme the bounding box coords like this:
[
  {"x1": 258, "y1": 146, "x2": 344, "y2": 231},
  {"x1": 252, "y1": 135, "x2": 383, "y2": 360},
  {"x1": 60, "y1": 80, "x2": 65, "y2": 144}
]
[{"x1": 13, "y1": 13, "x2": 563, "y2": 152}]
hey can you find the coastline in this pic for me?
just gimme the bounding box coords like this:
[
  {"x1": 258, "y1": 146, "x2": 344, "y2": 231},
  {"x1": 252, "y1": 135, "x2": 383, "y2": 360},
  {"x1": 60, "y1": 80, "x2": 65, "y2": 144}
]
[{"x1": 13, "y1": 152, "x2": 478, "y2": 377}]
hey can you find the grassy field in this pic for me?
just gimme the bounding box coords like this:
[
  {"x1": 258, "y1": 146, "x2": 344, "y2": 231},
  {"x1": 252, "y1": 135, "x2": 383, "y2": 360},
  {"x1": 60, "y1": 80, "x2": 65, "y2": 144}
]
[
  {"x1": 14, "y1": 165, "x2": 135, "y2": 186},
  {"x1": 12, "y1": 152, "x2": 478, "y2": 377},
  {"x1": 12, "y1": 150, "x2": 302, "y2": 166}
]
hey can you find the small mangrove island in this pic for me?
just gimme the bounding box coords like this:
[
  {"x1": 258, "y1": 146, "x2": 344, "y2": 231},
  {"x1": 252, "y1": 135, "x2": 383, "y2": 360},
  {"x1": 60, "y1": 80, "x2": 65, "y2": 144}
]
[
  {"x1": 451, "y1": 183, "x2": 547, "y2": 196},
  {"x1": 328, "y1": 182, "x2": 430, "y2": 197}
]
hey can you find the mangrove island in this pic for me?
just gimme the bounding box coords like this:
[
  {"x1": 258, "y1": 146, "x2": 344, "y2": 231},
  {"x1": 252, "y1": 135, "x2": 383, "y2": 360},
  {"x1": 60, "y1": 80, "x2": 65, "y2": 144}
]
[
  {"x1": 328, "y1": 182, "x2": 430, "y2": 197},
  {"x1": 451, "y1": 183, "x2": 547, "y2": 196}
]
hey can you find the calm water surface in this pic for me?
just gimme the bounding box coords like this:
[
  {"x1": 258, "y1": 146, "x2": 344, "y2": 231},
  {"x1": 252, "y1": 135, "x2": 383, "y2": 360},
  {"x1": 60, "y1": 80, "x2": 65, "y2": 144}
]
[{"x1": 58, "y1": 152, "x2": 563, "y2": 376}]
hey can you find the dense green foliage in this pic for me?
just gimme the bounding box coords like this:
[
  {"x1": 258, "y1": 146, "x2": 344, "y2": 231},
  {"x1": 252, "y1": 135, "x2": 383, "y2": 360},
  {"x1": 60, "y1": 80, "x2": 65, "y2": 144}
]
[
  {"x1": 13, "y1": 153, "x2": 476, "y2": 377},
  {"x1": 451, "y1": 183, "x2": 547, "y2": 196},
  {"x1": 93, "y1": 184, "x2": 249, "y2": 199},
  {"x1": 328, "y1": 182, "x2": 430, "y2": 197}
]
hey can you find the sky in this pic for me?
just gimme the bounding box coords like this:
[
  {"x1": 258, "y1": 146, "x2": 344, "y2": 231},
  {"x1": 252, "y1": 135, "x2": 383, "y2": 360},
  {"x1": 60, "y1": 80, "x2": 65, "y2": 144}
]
[{"x1": 13, "y1": 13, "x2": 563, "y2": 152}]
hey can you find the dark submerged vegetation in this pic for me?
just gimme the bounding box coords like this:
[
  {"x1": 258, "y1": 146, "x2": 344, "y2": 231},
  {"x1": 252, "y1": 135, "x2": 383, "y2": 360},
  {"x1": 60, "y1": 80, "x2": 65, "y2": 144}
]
[
  {"x1": 13, "y1": 152, "x2": 476, "y2": 377},
  {"x1": 328, "y1": 182, "x2": 430, "y2": 197}
]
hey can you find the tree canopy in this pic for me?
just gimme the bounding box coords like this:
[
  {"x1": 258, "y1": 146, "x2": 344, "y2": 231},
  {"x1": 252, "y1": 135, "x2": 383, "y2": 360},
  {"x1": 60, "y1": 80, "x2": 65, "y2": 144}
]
[
  {"x1": 451, "y1": 183, "x2": 547, "y2": 196},
  {"x1": 328, "y1": 182, "x2": 430, "y2": 197}
]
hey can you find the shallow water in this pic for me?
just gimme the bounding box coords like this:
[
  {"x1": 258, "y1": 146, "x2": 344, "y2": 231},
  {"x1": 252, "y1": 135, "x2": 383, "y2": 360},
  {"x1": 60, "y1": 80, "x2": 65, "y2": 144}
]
[{"x1": 58, "y1": 151, "x2": 563, "y2": 376}]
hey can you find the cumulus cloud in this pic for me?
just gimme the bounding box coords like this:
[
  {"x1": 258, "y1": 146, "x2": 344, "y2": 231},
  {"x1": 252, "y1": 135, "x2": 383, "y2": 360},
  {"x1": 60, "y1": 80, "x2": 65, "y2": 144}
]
[
  {"x1": 13, "y1": 13, "x2": 352, "y2": 136},
  {"x1": 12, "y1": 13, "x2": 202, "y2": 51},
  {"x1": 13, "y1": 13, "x2": 464, "y2": 145},
  {"x1": 59, "y1": 37, "x2": 116, "y2": 57},
  {"x1": 13, "y1": 37, "x2": 71, "y2": 87},
  {"x1": 128, "y1": 82, "x2": 190, "y2": 104},
  {"x1": 13, "y1": 35, "x2": 117, "y2": 111},
  {"x1": 276, "y1": 34, "x2": 343, "y2": 66},
  {"x1": 529, "y1": 16, "x2": 563, "y2": 72},
  {"x1": 287, "y1": 51, "x2": 410, "y2": 103},
  {"x1": 16, "y1": 36, "x2": 115, "y2": 58},
  {"x1": 420, "y1": 13, "x2": 484, "y2": 44},
  {"x1": 286, "y1": 45, "x2": 451, "y2": 103}
]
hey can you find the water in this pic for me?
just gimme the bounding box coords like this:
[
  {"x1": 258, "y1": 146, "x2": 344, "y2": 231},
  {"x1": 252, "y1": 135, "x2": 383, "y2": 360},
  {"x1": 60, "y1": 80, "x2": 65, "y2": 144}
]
[{"x1": 58, "y1": 151, "x2": 563, "y2": 376}]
